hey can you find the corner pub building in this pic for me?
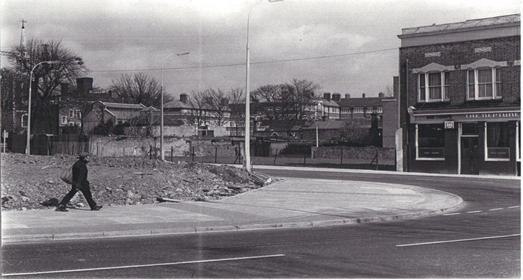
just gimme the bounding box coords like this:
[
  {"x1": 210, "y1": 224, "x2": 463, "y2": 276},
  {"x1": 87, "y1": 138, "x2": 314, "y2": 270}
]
[{"x1": 397, "y1": 14, "x2": 521, "y2": 176}]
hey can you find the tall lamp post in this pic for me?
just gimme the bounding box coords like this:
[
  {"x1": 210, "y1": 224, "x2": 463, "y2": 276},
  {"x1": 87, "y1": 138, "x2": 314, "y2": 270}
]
[
  {"x1": 244, "y1": 0, "x2": 283, "y2": 172},
  {"x1": 160, "y1": 52, "x2": 190, "y2": 161},
  {"x1": 25, "y1": 60, "x2": 60, "y2": 155}
]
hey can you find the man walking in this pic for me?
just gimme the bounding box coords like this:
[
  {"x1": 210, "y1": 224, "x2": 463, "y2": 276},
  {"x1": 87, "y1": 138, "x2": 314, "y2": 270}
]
[{"x1": 56, "y1": 152, "x2": 102, "y2": 212}]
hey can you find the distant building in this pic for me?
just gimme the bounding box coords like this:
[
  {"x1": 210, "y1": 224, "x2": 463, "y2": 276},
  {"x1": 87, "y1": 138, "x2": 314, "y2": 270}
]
[
  {"x1": 397, "y1": 14, "x2": 520, "y2": 175},
  {"x1": 59, "y1": 77, "x2": 116, "y2": 134},
  {"x1": 83, "y1": 101, "x2": 146, "y2": 134}
]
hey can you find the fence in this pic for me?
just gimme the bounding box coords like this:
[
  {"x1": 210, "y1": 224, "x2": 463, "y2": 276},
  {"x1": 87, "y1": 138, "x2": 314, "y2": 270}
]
[
  {"x1": 6, "y1": 133, "x2": 89, "y2": 156},
  {"x1": 170, "y1": 146, "x2": 396, "y2": 171}
]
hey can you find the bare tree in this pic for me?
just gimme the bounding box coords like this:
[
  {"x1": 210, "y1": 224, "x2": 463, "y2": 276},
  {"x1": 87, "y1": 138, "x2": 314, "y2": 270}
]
[
  {"x1": 227, "y1": 88, "x2": 245, "y2": 136},
  {"x1": 252, "y1": 79, "x2": 320, "y2": 121},
  {"x1": 110, "y1": 73, "x2": 173, "y2": 107},
  {"x1": 186, "y1": 90, "x2": 209, "y2": 126},
  {"x1": 205, "y1": 88, "x2": 230, "y2": 126},
  {"x1": 7, "y1": 38, "x2": 87, "y2": 134}
]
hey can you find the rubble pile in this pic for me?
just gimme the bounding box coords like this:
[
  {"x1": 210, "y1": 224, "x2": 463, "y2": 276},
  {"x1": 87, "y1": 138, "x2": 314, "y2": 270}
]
[{"x1": 1, "y1": 153, "x2": 271, "y2": 211}]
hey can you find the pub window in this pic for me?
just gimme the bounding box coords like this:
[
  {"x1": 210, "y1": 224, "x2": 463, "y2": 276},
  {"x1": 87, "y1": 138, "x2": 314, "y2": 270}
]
[
  {"x1": 76, "y1": 110, "x2": 81, "y2": 118},
  {"x1": 467, "y1": 68, "x2": 502, "y2": 100},
  {"x1": 418, "y1": 72, "x2": 450, "y2": 102},
  {"x1": 61, "y1": 116, "x2": 67, "y2": 124},
  {"x1": 485, "y1": 122, "x2": 510, "y2": 161},
  {"x1": 69, "y1": 109, "x2": 74, "y2": 118},
  {"x1": 416, "y1": 124, "x2": 445, "y2": 160}
]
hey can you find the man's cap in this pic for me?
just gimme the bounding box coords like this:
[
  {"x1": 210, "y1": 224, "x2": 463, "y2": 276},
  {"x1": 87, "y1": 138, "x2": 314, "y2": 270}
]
[{"x1": 78, "y1": 152, "x2": 90, "y2": 158}]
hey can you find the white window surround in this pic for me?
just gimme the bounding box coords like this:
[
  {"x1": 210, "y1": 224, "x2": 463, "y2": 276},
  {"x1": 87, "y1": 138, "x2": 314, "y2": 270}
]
[
  {"x1": 415, "y1": 124, "x2": 445, "y2": 161},
  {"x1": 21, "y1": 114, "x2": 28, "y2": 128},
  {"x1": 412, "y1": 62, "x2": 456, "y2": 74},
  {"x1": 61, "y1": 116, "x2": 67, "y2": 124},
  {"x1": 465, "y1": 58, "x2": 507, "y2": 101},
  {"x1": 484, "y1": 122, "x2": 510, "y2": 162},
  {"x1": 414, "y1": 63, "x2": 454, "y2": 103}
]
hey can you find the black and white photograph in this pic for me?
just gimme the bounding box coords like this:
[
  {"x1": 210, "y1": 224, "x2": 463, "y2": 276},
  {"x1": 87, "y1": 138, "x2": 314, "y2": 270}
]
[{"x1": 0, "y1": 0, "x2": 520, "y2": 278}]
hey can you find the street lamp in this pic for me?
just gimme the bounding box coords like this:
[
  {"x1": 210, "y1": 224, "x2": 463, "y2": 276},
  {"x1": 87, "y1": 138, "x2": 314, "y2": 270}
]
[
  {"x1": 160, "y1": 52, "x2": 190, "y2": 161},
  {"x1": 244, "y1": 0, "x2": 283, "y2": 172},
  {"x1": 25, "y1": 60, "x2": 60, "y2": 155}
]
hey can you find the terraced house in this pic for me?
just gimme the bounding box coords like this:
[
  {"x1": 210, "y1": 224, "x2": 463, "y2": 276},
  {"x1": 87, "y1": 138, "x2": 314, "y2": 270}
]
[{"x1": 398, "y1": 14, "x2": 520, "y2": 176}]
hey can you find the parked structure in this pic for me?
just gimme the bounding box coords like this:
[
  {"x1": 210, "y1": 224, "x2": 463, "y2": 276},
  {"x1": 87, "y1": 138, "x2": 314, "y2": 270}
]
[{"x1": 398, "y1": 14, "x2": 521, "y2": 175}]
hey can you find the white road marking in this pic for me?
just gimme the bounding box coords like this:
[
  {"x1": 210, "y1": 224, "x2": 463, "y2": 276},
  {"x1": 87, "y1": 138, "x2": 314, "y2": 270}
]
[
  {"x1": 488, "y1": 208, "x2": 503, "y2": 211},
  {"x1": 1, "y1": 254, "x2": 286, "y2": 277},
  {"x1": 466, "y1": 210, "x2": 482, "y2": 214},
  {"x1": 396, "y1": 234, "x2": 521, "y2": 247},
  {"x1": 508, "y1": 206, "x2": 520, "y2": 209},
  {"x1": 443, "y1": 213, "x2": 460, "y2": 216}
]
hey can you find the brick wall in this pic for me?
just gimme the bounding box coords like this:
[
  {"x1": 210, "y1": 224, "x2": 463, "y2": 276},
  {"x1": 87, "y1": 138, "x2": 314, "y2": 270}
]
[{"x1": 400, "y1": 36, "x2": 520, "y2": 108}]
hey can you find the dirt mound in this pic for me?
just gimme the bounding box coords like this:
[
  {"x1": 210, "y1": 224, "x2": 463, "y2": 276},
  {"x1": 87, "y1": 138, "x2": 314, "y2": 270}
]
[{"x1": 1, "y1": 153, "x2": 271, "y2": 211}]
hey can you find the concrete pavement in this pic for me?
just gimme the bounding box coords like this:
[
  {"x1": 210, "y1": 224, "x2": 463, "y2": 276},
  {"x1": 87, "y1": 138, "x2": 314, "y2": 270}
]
[{"x1": 1, "y1": 167, "x2": 468, "y2": 244}]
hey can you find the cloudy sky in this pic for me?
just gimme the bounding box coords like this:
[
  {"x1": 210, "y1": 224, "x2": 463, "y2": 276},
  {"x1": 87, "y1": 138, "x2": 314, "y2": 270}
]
[{"x1": 1, "y1": 0, "x2": 520, "y2": 99}]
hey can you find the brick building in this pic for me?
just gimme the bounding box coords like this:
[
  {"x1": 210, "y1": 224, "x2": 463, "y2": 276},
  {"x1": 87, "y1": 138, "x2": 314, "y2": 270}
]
[{"x1": 397, "y1": 14, "x2": 520, "y2": 175}]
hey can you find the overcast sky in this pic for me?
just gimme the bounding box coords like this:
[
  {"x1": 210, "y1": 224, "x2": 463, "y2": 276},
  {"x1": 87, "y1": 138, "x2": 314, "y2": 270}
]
[{"x1": 1, "y1": 0, "x2": 520, "y2": 99}]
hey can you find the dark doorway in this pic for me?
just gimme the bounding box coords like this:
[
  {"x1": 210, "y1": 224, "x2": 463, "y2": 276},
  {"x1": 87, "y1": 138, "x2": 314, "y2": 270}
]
[{"x1": 461, "y1": 137, "x2": 479, "y2": 175}]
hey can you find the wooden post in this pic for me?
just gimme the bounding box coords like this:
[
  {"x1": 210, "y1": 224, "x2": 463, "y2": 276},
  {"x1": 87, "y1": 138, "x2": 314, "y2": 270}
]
[
  {"x1": 171, "y1": 146, "x2": 174, "y2": 162},
  {"x1": 274, "y1": 149, "x2": 278, "y2": 165},
  {"x1": 340, "y1": 147, "x2": 343, "y2": 165}
]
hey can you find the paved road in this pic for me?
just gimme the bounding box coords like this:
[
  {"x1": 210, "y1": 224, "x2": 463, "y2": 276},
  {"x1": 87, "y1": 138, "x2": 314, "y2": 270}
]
[{"x1": 2, "y1": 168, "x2": 519, "y2": 278}]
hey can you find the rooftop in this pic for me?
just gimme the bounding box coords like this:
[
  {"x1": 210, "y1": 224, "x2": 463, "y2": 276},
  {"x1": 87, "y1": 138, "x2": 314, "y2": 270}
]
[{"x1": 401, "y1": 14, "x2": 520, "y2": 36}]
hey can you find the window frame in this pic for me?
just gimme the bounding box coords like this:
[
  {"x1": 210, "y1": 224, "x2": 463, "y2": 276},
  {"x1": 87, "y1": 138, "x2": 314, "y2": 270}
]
[
  {"x1": 61, "y1": 116, "x2": 67, "y2": 125},
  {"x1": 484, "y1": 122, "x2": 511, "y2": 162},
  {"x1": 466, "y1": 67, "x2": 503, "y2": 101},
  {"x1": 517, "y1": 121, "x2": 521, "y2": 162},
  {"x1": 415, "y1": 123, "x2": 446, "y2": 161},
  {"x1": 418, "y1": 72, "x2": 451, "y2": 103},
  {"x1": 21, "y1": 114, "x2": 28, "y2": 128}
]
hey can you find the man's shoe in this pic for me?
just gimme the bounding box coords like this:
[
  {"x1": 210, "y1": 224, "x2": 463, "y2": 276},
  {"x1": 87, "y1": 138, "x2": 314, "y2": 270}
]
[
  {"x1": 91, "y1": 205, "x2": 103, "y2": 211},
  {"x1": 55, "y1": 206, "x2": 68, "y2": 212}
]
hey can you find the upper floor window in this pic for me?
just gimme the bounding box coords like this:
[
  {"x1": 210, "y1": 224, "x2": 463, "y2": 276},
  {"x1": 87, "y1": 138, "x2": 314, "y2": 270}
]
[
  {"x1": 69, "y1": 109, "x2": 74, "y2": 118},
  {"x1": 419, "y1": 72, "x2": 450, "y2": 102},
  {"x1": 467, "y1": 68, "x2": 502, "y2": 100},
  {"x1": 61, "y1": 116, "x2": 67, "y2": 124},
  {"x1": 463, "y1": 58, "x2": 507, "y2": 101}
]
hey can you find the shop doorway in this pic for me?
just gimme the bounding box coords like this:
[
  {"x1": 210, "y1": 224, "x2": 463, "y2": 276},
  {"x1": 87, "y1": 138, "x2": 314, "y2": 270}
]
[{"x1": 461, "y1": 137, "x2": 479, "y2": 175}]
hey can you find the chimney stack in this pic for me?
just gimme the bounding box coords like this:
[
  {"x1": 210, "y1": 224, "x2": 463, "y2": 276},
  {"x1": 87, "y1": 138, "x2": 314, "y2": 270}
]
[
  {"x1": 323, "y1": 92, "x2": 331, "y2": 101},
  {"x1": 378, "y1": 92, "x2": 384, "y2": 98},
  {"x1": 77, "y1": 77, "x2": 93, "y2": 94},
  {"x1": 362, "y1": 93, "x2": 366, "y2": 98},
  {"x1": 332, "y1": 93, "x2": 341, "y2": 102},
  {"x1": 345, "y1": 93, "x2": 350, "y2": 99},
  {"x1": 180, "y1": 93, "x2": 188, "y2": 103}
]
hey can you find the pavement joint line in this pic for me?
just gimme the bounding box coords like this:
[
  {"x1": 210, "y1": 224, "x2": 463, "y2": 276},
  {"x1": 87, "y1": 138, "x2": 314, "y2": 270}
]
[
  {"x1": 443, "y1": 213, "x2": 461, "y2": 216},
  {"x1": 466, "y1": 210, "x2": 482, "y2": 213},
  {"x1": 508, "y1": 206, "x2": 520, "y2": 208},
  {"x1": 488, "y1": 208, "x2": 503, "y2": 211},
  {"x1": 1, "y1": 254, "x2": 286, "y2": 277},
  {"x1": 396, "y1": 233, "x2": 521, "y2": 247}
]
